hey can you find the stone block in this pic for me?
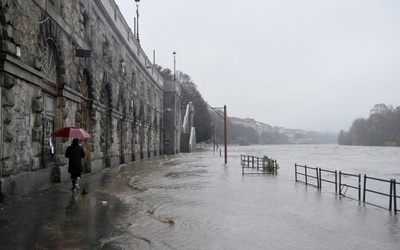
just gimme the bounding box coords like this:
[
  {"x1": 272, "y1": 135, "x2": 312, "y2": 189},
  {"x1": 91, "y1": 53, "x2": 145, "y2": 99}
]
[
  {"x1": 2, "y1": 88, "x2": 15, "y2": 107},
  {"x1": 2, "y1": 107, "x2": 12, "y2": 124},
  {"x1": 3, "y1": 73, "x2": 16, "y2": 89},
  {"x1": 0, "y1": 5, "x2": 10, "y2": 23},
  {"x1": 32, "y1": 127, "x2": 42, "y2": 141},
  {"x1": 110, "y1": 156, "x2": 120, "y2": 168},
  {"x1": 2, "y1": 24, "x2": 13, "y2": 40},
  {"x1": 31, "y1": 98, "x2": 43, "y2": 113},
  {"x1": 90, "y1": 159, "x2": 103, "y2": 173},
  {"x1": 2, "y1": 41, "x2": 15, "y2": 55},
  {"x1": 11, "y1": 172, "x2": 35, "y2": 196},
  {"x1": 2, "y1": 142, "x2": 15, "y2": 159},
  {"x1": 3, "y1": 124, "x2": 16, "y2": 142},
  {"x1": 55, "y1": 166, "x2": 69, "y2": 183},
  {"x1": 0, "y1": 177, "x2": 11, "y2": 197}
]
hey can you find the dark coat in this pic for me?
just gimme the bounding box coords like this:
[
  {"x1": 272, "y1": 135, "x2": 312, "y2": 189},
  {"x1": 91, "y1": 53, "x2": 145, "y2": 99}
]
[{"x1": 65, "y1": 142, "x2": 85, "y2": 175}]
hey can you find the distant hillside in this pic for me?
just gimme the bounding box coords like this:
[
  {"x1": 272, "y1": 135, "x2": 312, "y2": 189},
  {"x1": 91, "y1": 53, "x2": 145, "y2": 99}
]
[{"x1": 211, "y1": 112, "x2": 337, "y2": 145}]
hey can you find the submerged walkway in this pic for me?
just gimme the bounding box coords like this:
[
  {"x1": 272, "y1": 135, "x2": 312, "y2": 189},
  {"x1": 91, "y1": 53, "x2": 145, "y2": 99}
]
[{"x1": 0, "y1": 148, "x2": 399, "y2": 249}]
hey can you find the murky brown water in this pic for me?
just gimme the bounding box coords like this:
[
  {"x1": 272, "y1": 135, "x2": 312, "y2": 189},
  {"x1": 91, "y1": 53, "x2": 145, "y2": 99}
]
[{"x1": 1, "y1": 145, "x2": 399, "y2": 249}]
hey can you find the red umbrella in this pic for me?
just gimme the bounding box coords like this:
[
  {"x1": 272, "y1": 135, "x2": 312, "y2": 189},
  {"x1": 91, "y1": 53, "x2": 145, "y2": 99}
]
[{"x1": 52, "y1": 127, "x2": 91, "y2": 138}]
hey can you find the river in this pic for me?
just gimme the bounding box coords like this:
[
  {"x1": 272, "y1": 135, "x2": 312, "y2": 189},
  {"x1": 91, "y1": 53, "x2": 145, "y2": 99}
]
[{"x1": 98, "y1": 144, "x2": 400, "y2": 249}]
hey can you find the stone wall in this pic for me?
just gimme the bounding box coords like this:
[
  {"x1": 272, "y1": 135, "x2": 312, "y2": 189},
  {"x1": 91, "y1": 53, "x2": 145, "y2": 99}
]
[{"x1": 0, "y1": 0, "x2": 175, "y2": 198}]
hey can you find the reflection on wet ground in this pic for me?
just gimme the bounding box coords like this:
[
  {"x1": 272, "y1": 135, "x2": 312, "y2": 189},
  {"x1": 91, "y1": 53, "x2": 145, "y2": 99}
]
[{"x1": 0, "y1": 146, "x2": 399, "y2": 249}]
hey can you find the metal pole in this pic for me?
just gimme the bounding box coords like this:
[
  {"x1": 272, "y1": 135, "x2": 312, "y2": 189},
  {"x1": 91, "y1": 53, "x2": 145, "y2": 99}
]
[
  {"x1": 339, "y1": 171, "x2": 342, "y2": 195},
  {"x1": 363, "y1": 174, "x2": 367, "y2": 203},
  {"x1": 213, "y1": 123, "x2": 216, "y2": 152},
  {"x1": 358, "y1": 174, "x2": 361, "y2": 201},
  {"x1": 393, "y1": 179, "x2": 397, "y2": 213},
  {"x1": 390, "y1": 179, "x2": 393, "y2": 211},
  {"x1": 305, "y1": 165, "x2": 308, "y2": 186},
  {"x1": 224, "y1": 105, "x2": 227, "y2": 164},
  {"x1": 173, "y1": 51, "x2": 176, "y2": 80},
  {"x1": 335, "y1": 170, "x2": 337, "y2": 193},
  {"x1": 135, "y1": 1, "x2": 140, "y2": 44}
]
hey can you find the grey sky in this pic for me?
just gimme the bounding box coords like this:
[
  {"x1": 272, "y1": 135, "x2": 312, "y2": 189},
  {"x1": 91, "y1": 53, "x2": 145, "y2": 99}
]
[{"x1": 114, "y1": 0, "x2": 400, "y2": 132}]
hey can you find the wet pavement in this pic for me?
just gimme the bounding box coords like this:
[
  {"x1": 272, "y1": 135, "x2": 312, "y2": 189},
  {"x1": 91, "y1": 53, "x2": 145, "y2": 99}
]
[
  {"x1": 0, "y1": 146, "x2": 399, "y2": 249},
  {"x1": 0, "y1": 168, "x2": 140, "y2": 249}
]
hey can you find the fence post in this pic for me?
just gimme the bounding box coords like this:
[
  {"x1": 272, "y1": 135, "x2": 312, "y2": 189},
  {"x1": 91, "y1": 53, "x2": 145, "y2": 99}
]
[
  {"x1": 295, "y1": 164, "x2": 297, "y2": 182},
  {"x1": 334, "y1": 170, "x2": 337, "y2": 194},
  {"x1": 363, "y1": 174, "x2": 367, "y2": 203},
  {"x1": 318, "y1": 168, "x2": 321, "y2": 189},
  {"x1": 389, "y1": 179, "x2": 393, "y2": 211},
  {"x1": 242, "y1": 156, "x2": 244, "y2": 176},
  {"x1": 339, "y1": 171, "x2": 342, "y2": 195},
  {"x1": 263, "y1": 157, "x2": 266, "y2": 172},
  {"x1": 358, "y1": 174, "x2": 361, "y2": 201},
  {"x1": 316, "y1": 167, "x2": 320, "y2": 189},
  {"x1": 393, "y1": 179, "x2": 397, "y2": 213},
  {"x1": 305, "y1": 165, "x2": 308, "y2": 186},
  {"x1": 252, "y1": 156, "x2": 254, "y2": 168}
]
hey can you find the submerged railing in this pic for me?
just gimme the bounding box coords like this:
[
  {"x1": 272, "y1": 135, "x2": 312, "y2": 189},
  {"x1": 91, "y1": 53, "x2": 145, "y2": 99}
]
[
  {"x1": 294, "y1": 164, "x2": 319, "y2": 188},
  {"x1": 241, "y1": 155, "x2": 278, "y2": 175},
  {"x1": 295, "y1": 163, "x2": 399, "y2": 213}
]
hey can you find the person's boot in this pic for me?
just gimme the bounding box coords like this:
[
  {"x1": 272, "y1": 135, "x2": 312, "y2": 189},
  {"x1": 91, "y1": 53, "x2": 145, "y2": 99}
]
[
  {"x1": 71, "y1": 179, "x2": 76, "y2": 191},
  {"x1": 75, "y1": 177, "x2": 80, "y2": 190}
]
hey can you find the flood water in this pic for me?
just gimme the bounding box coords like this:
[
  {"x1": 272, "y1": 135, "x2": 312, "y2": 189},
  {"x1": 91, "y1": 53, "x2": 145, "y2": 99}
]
[{"x1": 99, "y1": 144, "x2": 400, "y2": 249}]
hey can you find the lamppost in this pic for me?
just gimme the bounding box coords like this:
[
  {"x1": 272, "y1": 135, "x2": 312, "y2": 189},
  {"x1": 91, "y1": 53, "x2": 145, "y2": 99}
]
[
  {"x1": 211, "y1": 105, "x2": 228, "y2": 164},
  {"x1": 173, "y1": 51, "x2": 176, "y2": 80},
  {"x1": 135, "y1": 0, "x2": 140, "y2": 44}
]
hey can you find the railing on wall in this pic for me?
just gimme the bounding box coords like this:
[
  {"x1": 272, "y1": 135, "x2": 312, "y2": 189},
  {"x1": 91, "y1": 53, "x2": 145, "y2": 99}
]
[{"x1": 295, "y1": 164, "x2": 398, "y2": 212}]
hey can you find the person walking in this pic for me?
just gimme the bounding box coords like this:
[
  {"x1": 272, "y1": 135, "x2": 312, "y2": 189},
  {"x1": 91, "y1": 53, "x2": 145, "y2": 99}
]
[{"x1": 65, "y1": 138, "x2": 85, "y2": 191}]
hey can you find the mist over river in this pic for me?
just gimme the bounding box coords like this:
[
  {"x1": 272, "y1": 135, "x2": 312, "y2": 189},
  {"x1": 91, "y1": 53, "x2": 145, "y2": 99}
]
[{"x1": 98, "y1": 144, "x2": 400, "y2": 249}]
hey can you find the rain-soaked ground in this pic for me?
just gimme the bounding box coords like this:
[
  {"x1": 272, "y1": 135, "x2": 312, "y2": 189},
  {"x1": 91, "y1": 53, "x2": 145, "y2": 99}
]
[{"x1": 0, "y1": 145, "x2": 399, "y2": 249}]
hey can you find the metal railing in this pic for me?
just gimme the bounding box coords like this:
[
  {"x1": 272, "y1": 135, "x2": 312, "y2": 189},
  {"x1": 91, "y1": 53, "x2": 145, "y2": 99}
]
[
  {"x1": 393, "y1": 180, "x2": 399, "y2": 213},
  {"x1": 339, "y1": 171, "x2": 361, "y2": 201},
  {"x1": 363, "y1": 175, "x2": 393, "y2": 210},
  {"x1": 319, "y1": 168, "x2": 338, "y2": 193},
  {"x1": 295, "y1": 164, "x2": 399, "y2": 212},
  {"x1": 295, "y1": 164, "x2": 319, "y2": 188},
  {"x1": 241, "y1": 155, "x2": 278, "y2": 175}
]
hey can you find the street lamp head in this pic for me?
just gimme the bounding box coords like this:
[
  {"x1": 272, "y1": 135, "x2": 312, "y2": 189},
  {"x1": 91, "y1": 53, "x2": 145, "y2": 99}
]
[
  {"x1": 135, "y1": 0, "x2": 140, "y2": 6},
  {"x1": 173, "y1": 51, "x2": 176, "y2": 80}
]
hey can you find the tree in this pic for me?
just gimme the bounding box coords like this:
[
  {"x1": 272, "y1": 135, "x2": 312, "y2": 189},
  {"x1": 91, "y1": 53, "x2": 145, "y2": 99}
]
[
  {"x1": 155, "y1": 65, "x2": 213, "y2": 142},
  {"x1": 176, "y1": 71, "x2": 213, "y2": 142},
  {"x1": 338, "y1": 104, "x2": 400, "y2": 146}
]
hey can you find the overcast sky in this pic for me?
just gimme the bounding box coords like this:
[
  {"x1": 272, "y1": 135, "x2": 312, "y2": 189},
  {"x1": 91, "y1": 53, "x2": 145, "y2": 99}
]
[{"x1": 114, "y1": 0, "x2": 400, "y2": 133}]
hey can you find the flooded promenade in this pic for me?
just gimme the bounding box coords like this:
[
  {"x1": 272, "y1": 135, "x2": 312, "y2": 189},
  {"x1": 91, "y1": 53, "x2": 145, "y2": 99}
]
[{"x1": 0, "y1": 145, "x2": 399, "y2": 249}]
